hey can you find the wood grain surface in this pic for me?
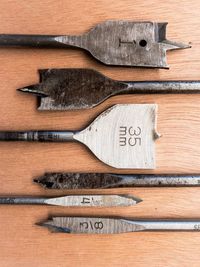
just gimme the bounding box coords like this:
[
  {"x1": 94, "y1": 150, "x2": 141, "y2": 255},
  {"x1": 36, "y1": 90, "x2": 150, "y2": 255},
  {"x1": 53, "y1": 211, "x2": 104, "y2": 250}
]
[{"x1": 0, "y1": 0, "x2": 200, "y2": 266}]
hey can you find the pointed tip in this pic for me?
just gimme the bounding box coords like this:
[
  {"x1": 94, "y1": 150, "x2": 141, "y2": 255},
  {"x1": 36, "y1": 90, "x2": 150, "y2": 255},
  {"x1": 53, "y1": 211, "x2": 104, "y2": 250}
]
[
  {"x1": 36, "y1": 220, "x2": 71, "y2": 233},
  {"x1": 120, "y1": 194, "x2": 142, "y2": 206},
  {"x1": 162, "y1": 40, "x2": 191, "y2": 51},
  {"x1": 135, "y1": 197, "x2": 143, "y2": 204},
  {"x1": 17, "y1": 85, "x2": 48, "y2": 97},
  {"x1": 35, "y1": 222, "x2": 44, "y2": 227},
  {"x1": 36, "y1": 220, "x2": 53, "y2": 229}
]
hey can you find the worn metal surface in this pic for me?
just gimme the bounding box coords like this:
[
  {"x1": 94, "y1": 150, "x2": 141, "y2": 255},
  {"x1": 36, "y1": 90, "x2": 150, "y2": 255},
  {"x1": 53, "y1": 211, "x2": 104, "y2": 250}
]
[
  {"x1": 0, "y1": 194, "x2": 141, "y2": 207},
  {"x1": 0, "y1": 104, "x2": 158, "y2": 169},
  {"x1": 34, "y1": 173, "x2": 200, "y2": 189},
  {"x1": 39, "y1": 217, "x2": 200, "y2": 234},
  {"x1": 18, "y1": 68, "x2": 200, "y2": 110},
  {"x1": 0, "y1": 21, "x2": 189, "y2": 68}
]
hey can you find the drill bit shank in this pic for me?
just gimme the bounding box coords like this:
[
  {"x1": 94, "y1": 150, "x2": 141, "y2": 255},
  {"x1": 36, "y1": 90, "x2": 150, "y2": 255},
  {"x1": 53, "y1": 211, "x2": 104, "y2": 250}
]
[{"x1": 39, "y1": 217, "x2": 200, "y2": 234}]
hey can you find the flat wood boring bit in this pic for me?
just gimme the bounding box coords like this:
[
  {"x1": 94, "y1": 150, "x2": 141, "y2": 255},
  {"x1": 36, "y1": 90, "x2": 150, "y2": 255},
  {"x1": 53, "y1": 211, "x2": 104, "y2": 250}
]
[
  {"x1": 0, "y1": 21, "x2": 190, "y2": 68},
  {"x1": 34, "y1": 173, "x2": 200, "y2": 189},
  {"x1": 0, "y1": 104, "x2": 159, "y2": 169},
  {"x1": 38, "y1": 217, "x2": 200, "y2": 234},
  {"x1": 0, "y1": 194, "x2": 141, "y2": 207},
  {"x1": 17, "y1": 69, "x2": 200, "y2": 110}
]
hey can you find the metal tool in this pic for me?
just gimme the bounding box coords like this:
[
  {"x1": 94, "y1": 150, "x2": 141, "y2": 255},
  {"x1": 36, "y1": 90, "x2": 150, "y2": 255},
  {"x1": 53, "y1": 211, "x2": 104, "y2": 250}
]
[
  {"x1": 34, "y1": 173, "x2": 200, "y2": 189},
  {"x1": 0, "y1": 104, "x2": 158, "y2": 169},
  {"x1": 18, "y1": 68, "x2": 200, "y2": 110},
  {"x1": 0, "y1": 194, "x2": 141, "y2": 207},
  {"x1": 0, "y1": 21, "x2": 189, "y2": 68},
  {"x1": 38, "y1": 217, "x2": 200, "y2": 234}
]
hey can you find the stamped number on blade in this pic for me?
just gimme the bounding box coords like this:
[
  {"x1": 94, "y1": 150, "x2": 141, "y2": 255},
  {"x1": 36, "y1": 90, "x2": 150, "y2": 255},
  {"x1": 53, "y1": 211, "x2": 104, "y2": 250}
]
[{"x1": 75, "y1": 104, "x2": 159, "y2": 169}]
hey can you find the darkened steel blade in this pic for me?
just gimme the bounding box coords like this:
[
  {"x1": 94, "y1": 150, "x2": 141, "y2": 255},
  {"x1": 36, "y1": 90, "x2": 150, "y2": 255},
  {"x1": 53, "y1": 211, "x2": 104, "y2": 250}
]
[{"x1": 34, "y1": 173, "x2": 200, "y2": 189}]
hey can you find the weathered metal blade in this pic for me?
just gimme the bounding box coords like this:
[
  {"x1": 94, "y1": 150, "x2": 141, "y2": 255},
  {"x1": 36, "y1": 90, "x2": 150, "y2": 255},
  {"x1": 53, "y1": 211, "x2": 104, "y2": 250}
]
[
  {"x1": 17, "y1": 68, "x2": 200, "y2": 110},
  {"x1": 38, "y1": 217, "x2": 200, "y2": 234},
  {"x1": 0, "y1": 21, "x2": 190, "y2": 68},
  {"x1": 18, "y1": 68, "x2": 126, "y2": 110},
  {"x1": 34, "y1": 173, "x2": 200, "y2": 189}
]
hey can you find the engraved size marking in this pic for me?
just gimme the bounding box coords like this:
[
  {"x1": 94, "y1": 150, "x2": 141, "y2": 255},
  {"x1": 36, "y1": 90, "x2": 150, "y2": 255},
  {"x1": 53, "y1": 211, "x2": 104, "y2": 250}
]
[
  {"x1": 119, "y1": 126, "x2": 142, "y2": 147},
  {"x1": 194, "y1": 224, "x2": 200, "y2": 230},
  {"x1": 81, "y1": 197, "x2": 94, "y2": 204},
  {"x1": 119, "y1": 38, "x2": 136, "y2": 47},
  {"x1": 80, "y1": 221, "x2": 104, "y2": 230}
]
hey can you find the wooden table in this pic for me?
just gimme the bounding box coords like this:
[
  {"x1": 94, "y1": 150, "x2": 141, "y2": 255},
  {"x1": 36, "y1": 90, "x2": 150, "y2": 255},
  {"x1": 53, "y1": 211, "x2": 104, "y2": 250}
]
[{"x1": 0, "y1": 0, "x2": 200, "y2": 266}]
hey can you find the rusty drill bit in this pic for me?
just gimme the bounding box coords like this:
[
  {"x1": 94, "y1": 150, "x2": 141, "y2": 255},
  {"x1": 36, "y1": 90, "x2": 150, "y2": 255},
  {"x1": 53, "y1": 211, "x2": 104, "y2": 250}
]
[
  {"x1": 34, "y1": 173, "x2": 200, "y2": 189},
  {"x1": 17, "y1": 68, "x2": 200, "y2": 110}
]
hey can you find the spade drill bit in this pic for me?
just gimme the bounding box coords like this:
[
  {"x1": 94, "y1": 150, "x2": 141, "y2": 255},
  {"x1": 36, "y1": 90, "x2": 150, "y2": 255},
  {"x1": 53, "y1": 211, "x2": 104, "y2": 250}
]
[
  {"x1": 0, "y1": 194, "x2": 141, "y2": 207},
  {"x1": 18, "y1": 68, "x2": 200, "y2": 110},
  {"x1": 0, "y1": 104, "x2": 158, "y2": 169},
  {"x1": 0, "y1": 21, "x2": 189, "y2": 68},
  {"x1": 39, "y1": 217, "x2": 200, "y2": 234},
  {"x1": 34, "y1": 173, "x2": 200, "y2": 189}
]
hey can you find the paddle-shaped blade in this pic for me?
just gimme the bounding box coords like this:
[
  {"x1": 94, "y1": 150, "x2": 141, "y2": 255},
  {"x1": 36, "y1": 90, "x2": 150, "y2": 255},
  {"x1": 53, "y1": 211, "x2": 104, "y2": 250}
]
[
  {"x1": 75, "y1": 104, "x2": 158, "y2": 169},
  {"x1": 56, "y1": 21, "x2": 190, "y2": 68},
  {"x1": 18, "y1": 68, "x2": 125, "y2": 110}
]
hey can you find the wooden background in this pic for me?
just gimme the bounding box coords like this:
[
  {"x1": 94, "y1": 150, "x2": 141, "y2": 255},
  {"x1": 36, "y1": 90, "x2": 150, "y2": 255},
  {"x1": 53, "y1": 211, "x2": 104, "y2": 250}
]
[{"x1": 0, "y1": 0, "x2": 200, "y2": 266}]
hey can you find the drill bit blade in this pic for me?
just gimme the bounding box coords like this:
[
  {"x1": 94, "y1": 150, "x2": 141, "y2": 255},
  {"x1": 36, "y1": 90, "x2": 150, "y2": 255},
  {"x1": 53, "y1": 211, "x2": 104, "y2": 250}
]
[
  {"x1": 44, "y1": 194, "x2": 142, "y2": 207},
  {"x1": 34, "y1": 173, "x2": 200, "y2": 189},
  {"x1": 0, "y1": 195, "x2": 141, "y2": 207},
  {"x1": 38, "y1": 217, "x2": 200, "y2": 234},
  {"x1": 38, "y1": 217, "x2": 145, "y2": 234},
  {"x1": 17, "y1": 68, "x2": 200, "y2": 110},
  {"x1": 17, "y1": 68, "x2": 125, "y2": 110}
]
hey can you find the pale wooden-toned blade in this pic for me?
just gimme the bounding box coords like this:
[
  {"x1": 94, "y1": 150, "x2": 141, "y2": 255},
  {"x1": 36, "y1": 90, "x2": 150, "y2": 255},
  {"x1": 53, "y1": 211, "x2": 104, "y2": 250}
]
[{"x1": 74, "y1": 104, "x2": 159, "y2": 169}]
